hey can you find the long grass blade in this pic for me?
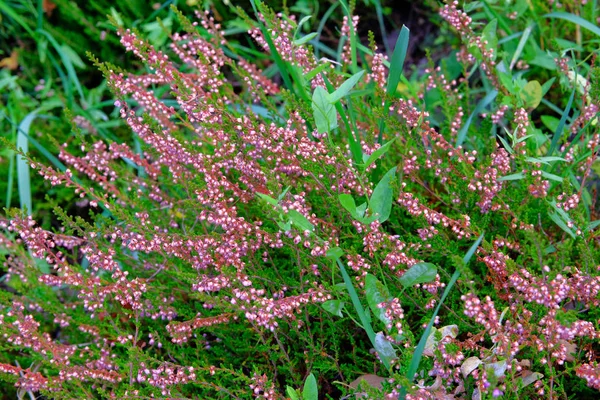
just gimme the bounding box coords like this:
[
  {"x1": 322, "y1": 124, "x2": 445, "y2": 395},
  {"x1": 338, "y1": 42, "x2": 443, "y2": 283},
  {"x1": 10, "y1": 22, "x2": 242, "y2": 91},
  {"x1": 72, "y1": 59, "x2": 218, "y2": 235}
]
[
  {"x1": 399, "y1": 233, "x2": 484, "y2": 399},
  {"x1": 547, "y1": 88, "x2": 575, "y2": 155},
  {"x1": 36, "y1": 29, "x2": 85, "y2": 103},
  {"x1": 456, "y1": 90, "x2": 498, "y2": 147},
  {"x1": 386, "y1": 26, "x2": 410, "y2": 99},
  {"x1": 509, "y1": 24, "x2": 534, "y2": 70},
  {"x1": 336, "y1": 258, "x2": 391, "y2": 371},
  {"x1": 378, "y1": 26, "x2": 410, "y2": 144},
  {"x1": 545, "y1": 12, "x2": 600, "y2": 37},
  {"x1": 16, "y1": 113, "x2": 37, "y2": 215}
]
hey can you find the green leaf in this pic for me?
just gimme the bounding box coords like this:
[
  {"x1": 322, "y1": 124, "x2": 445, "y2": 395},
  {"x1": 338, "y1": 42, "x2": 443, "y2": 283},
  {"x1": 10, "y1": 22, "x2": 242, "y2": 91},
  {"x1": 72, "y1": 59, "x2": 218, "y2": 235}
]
[
  {"x1": 356, "y1": 203, "x2": 367, "y2": 218},
  {"x1": 304, "y1": 63, "x2": 329, "y2": 81},
  {"x1": 303, "y1": 373, "x2": 318, "y2": 400},
  {"x1": 312, "y1": 86, "x2": 338, "y2": 134},
  {"x1": 401, "y1": 234, "x2": 484, "y2": 399},
  {"x1": 329, "y1": 70, "x2": 365, "y2": 103},
  {"x1": 326, "y1": 247, "x2": 344, "y2": 260},
  {"x1": 548, "y1": 89, "x2": 575, "y2": 155},
  {"x1": 497, "y1": 135, "x2": 514, "y2": 154},
  {"x1": 498, "y1": 173, "x2": 525, "y2": 181},
  {"x1": 541, "y1": 171, "x2": 563, "y2": 182},
  {"x1": 549, "y1": 212, "x2": 576, "y2": 239},
  {"x1": 520, "y1": 80, "x2": 542, "y2": 109},
  {"x1": 288, "y1": 210, "x2": 314, "y2": 232},
  {"x1": 365, "y1": 274, "x2": 392, "y2": 325},
  {"x1": 374, "y1": 332, "x2": 397, "y2": 365},
  {"x1": 481, "y1": 19, "x2": 498, "y2": 60},
  {"x1": 256, "y1": 192, "x2": 279, "y2": 207},
  {"x1": 541, "y1": 115, "x2": 560, "y2": 132},
  {"x1": 361, "y1": 138, "x2": 396, "y2": 170},
  {"x1": 294, "y1": 32, "x2": 318, "y2": 46},
  {"x1": 339, "y1": 194, "x2": 359, "y2": 219},
  {"x1": 398, "y1": 262, "x2": 438, "y2": 288},
  {"x1": 386, "y1": 26, "x2": 410, "y2": 98},
  {"x1": 370, "y1": 167, "x2": 397, "y2": 223},
  {"x1": 509, "y1": 24, "x2": 533, "y2": 70},
  {"x1": 287, "y1": 386, "x2": 300, "y2": 400},
  {"x1": 456, "y1": 90, "x2": 498, "y2": 147},
  {"x1": 544, "y1": 12, "x2": 600, "y2": 37},
  {"x1": 322, "y1": 300, "x2": 344, "y2": 317}
]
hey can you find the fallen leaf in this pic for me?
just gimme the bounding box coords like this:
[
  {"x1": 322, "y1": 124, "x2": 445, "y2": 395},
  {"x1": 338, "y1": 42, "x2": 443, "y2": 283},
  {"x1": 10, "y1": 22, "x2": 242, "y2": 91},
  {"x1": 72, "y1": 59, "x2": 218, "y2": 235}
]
[
  {"x1": 0, "y1": 50, "x2": 18, "y2": 70},
  {"x1": 521, "y1": 371, "x2": 543, "y2": 387},
  {"x1": 43, "y1": 0, "x2": 57, "y2": 16},
  {"x1": 461, "y1": 356, "x2": 482, "y2": 378}
]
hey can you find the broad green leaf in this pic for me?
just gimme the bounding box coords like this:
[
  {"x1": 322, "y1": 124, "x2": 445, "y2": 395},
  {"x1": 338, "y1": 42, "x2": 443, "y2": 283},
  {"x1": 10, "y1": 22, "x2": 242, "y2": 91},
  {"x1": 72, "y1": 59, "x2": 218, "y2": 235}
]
[
  {"x1": 339, "y1": 194, "x2": 359, "y2": 219},
  {"x1": 303, "y1": 373, "x2": 318, "y2": 400},
  {"x1": 374, "y1": 332, "x2": 397, "y2": 365},
  {"x1": 361, "y1": 138, "x2": 396, "y2": 170},
  {"x1": 288, "y1": 209, "x2": 314, "y2": 232},
  {"x1": 365, "y1": 274, "x2": 391, "y2": 325},
  {"x1": 329, "y1": 70, "x2": 365, "y2": 103},
  {"x1": 277, "y1": 220, "x2": 292, "y2": 232},
  {"x1": 398, "y1": 262, "x2": 438, "y2": 288},
  {"x1": 370, "y1": 167, "x2": 397, "y2": 223},
  {"x1": 541, "y1": 115, "x2": 560, "y2": 133},
  {"x1": 312, "y1": 86, "x2": 337, "y2": 133},
  {"x1": 481, "y1": 19, "x2": 498, "y2": 60},
  {"x1": 287, "y1": 386, "x2": 300, "y2": 400},
  {"x1": 520, "y1": 80, "x2": 542, "y2": 109},
  {"x1": 326, "y1": 247, "x2": 344, "y2": 260},
  {"x1": 356, "y1": 203, "x2": 367, "y2": 218},
  {"x1": 322, "y1": 300, "x2": 344, "y2": 317}
]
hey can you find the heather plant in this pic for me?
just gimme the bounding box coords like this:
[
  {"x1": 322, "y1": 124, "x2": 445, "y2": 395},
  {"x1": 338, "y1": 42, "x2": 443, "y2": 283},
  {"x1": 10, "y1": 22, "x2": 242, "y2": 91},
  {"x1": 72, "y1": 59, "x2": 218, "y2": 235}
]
[{"x1": 1, "y1": 0, "x2": 600, "y2": 399}]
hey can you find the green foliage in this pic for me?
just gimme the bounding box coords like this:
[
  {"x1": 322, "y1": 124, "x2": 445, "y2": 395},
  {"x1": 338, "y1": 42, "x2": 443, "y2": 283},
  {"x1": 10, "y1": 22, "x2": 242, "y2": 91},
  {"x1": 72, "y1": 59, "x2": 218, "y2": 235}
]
[{"x1": 1, "y1": 0, "x2": 600, "y2": 399}]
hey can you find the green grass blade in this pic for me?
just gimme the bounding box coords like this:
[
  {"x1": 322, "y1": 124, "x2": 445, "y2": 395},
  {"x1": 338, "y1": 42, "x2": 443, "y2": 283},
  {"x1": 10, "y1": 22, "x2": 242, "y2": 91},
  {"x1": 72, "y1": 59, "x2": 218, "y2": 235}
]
[
  {"x1": 373, "y1": 0, "x2": 390, "y2": 56},
  {"x1": 336, "y1": 258, "x2": 391, "y2": 371},
  {"x1": 339, "y1": 0, "x2": 359, "y2": 72},
  {"x1": 378, "y1": 26, "x2": 409, "y2": 144},
  {"x1": 456, "y1": 90, "x2": 498, "y2": 147},
  {"x1": 545, "y1": 12, "x2": 600, "y2": 37},
  {"x1": 36, "y1": 29, "x2": 85, "y2": 103},
  {"x1": 400, "y1": 233, "x2": 484, "y2": 399},
  {"x1": 248, "y1": 0, "x2": 295, "y2": 96},
  {"x1": 16, "y1": 113, "x2": 37, "y2": 215},
  {"x1": 0, "y1": 1, "x2": 36, "y2": 36},
  {"x1": 509, "y1": 24, "x2": 534, "y2": 70},
  {"x1": 6, "y1": 151, "x2": 15, "y2": 209},
  {"x1": 547, "y1": 88, "x2": 575, "y2": 156},
  {"x1": 386, "y1": 26, "x2": 410, "y2": 99},
  {"x1": 314, "y1": 2, "x2": 340, "y2": 59}
]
